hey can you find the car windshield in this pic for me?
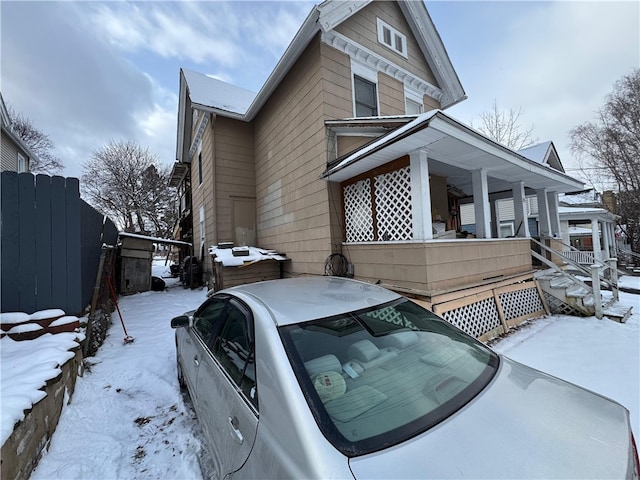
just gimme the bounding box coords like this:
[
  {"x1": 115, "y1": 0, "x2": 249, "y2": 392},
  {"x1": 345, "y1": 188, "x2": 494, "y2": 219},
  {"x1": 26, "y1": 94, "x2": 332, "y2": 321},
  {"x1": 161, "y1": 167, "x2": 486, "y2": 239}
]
[{"x1": 279, "y1": 298, "x2": 499, "y2": 456}]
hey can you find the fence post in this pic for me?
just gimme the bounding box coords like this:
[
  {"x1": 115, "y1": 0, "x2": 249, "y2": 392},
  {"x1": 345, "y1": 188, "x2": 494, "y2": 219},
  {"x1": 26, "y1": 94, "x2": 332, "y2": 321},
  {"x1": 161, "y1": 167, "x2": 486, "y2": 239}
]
[{"x1": 591, "y1": 264, "x2": 603, "y2": 319}]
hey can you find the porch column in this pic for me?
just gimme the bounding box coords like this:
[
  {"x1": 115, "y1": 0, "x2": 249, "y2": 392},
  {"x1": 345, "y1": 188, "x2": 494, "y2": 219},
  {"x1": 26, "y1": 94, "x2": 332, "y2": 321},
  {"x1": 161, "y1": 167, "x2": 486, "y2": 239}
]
[
  {"x1": 472, "y1": 169, "x2": 491, "y2": 238},
  {"x1": 410, "y1": 149, "x2": 433, "y2": 240},
  {"x1": 512, "y1": 181, "x2": 530, "y2": 238},
  {"x1": 608, "y1": 222, "x2": 617, "y2": 257},
  {"x1": 591, "y1": 219, "x2": 602, "y2": 262},
  {"x1": 602, "y1": 220, "x2": 611, "y2": 259},
  {"x1": 547, "y1": 191, "x2": 561, "y2": 237},
  {"x1": 490, "y1": 199, "x2": 500, "y2": 237},
  {"x1": 536, "y1": 188, "x2": 551, "y2": 237}
]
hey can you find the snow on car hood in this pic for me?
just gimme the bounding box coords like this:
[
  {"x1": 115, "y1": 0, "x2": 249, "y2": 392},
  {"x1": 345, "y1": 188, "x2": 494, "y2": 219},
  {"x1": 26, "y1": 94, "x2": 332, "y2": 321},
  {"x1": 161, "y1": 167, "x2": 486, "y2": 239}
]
[{"x1": 349, "y1": 357, "x2": 632, "y2": 479}]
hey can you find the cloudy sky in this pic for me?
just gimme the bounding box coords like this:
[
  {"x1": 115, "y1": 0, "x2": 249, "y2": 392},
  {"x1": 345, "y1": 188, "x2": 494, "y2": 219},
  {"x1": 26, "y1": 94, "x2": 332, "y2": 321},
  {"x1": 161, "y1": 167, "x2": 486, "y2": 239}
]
[{"x1": 1, "y1": 1, "x2": 638, "y2": 184}]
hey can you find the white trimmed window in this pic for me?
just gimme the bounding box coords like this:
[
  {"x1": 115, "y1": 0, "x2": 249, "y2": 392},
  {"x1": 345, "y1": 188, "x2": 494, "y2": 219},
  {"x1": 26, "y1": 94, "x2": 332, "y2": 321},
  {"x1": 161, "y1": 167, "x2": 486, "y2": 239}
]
[
  {"x1": 377, "y1": 18, "x2": 407, "y2": 58},
  {"x1": 354, "y1": 76, "x2": 378, "y2": 117},
  {"x1": 405, "y1": 98, "x2": 422, "y2": 115},
  {"x1": 17, "y1": 153, "x2": 28, "y2": 173},
  {"x1": 405, "y1": 85, "x2": 424, "y2": 115},
  {"x1": 352, "y1": 60, "x2": 379, "y2": 117}
]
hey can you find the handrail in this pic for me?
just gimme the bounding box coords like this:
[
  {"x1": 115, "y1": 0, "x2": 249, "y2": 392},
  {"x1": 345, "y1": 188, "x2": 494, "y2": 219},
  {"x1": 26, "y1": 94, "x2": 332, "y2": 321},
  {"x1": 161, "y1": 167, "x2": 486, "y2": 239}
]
[
  {"x1": 617, "y1": 246, "x2": 640, "y2": 265},
  {"x1": 530, "y1": 249, "x2": 593, "y2": 294},
  {"x1": 530, "y1": 237, "x2": 617, "y2": 292},
  {"x1": 531, "y1": 237, "x2": 620, "y2": 319}
]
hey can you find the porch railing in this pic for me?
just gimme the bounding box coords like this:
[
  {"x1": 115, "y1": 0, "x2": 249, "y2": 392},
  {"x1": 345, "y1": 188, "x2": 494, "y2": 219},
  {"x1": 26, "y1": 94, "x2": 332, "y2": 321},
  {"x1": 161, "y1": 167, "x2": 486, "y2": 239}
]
[
  {"x1": 531, "y1": 237, "x2": 619, "y2": 319},
  {"x1": 562, "y1": 249, "x2": 595, "y2": 265}
]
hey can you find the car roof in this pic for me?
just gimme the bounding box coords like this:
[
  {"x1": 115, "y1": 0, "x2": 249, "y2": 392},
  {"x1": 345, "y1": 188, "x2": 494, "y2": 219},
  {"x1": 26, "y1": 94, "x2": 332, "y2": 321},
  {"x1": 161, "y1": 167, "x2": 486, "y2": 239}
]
[{"x1": 223, "y1": 276, "x2": 402, "y2": 326}]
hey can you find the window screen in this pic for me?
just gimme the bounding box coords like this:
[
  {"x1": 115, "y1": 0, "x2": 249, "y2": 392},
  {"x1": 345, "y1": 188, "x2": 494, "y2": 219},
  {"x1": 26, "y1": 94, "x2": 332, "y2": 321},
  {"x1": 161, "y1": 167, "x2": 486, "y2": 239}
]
[{"x1": 354, "y1": 75, "x2": 378, "y2": 117}]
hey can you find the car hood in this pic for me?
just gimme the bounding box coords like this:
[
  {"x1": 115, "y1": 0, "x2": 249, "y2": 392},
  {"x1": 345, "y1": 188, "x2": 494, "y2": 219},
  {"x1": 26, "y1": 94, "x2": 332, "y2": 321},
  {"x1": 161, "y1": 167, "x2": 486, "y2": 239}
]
[{"x1": 349, "y1": 357, "x2": 631, "y2": 479}]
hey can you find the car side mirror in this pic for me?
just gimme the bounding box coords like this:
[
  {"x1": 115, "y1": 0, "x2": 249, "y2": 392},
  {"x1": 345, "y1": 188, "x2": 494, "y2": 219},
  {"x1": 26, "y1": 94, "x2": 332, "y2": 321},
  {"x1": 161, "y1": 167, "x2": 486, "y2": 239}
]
[{"x1": 171, "y1": 315, "x2": 191, "y2": 329}]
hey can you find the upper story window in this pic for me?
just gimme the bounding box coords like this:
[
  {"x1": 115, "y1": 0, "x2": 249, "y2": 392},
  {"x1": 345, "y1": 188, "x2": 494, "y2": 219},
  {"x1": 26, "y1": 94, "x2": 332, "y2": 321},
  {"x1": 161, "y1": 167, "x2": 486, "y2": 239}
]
[
  {"x1": 17, "y1": 153, "x2": 28, "y2": 173},
  {"x1": 351, "y1": 60, "x2": 379, "y2": 118},
  {"x1": 377, "y1": 18, "x2": 407, "y2": 59},
  {"x1": 354, "y1": 76, "x2": 378, "y2": 117},
  {"x1": 405, "y1": 98, "x2": 423, "y2": 115}
]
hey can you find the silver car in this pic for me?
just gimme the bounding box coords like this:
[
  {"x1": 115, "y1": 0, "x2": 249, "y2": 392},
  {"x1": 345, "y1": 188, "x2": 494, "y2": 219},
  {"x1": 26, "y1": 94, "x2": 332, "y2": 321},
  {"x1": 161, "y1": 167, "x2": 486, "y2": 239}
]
[{"x1": 171, "y1": 276, "x2": 638, "y2": 479}]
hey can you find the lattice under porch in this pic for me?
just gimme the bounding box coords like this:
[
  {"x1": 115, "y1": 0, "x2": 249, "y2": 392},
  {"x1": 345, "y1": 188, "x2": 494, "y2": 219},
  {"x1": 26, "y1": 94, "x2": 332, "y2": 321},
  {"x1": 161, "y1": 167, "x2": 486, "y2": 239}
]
[{"x1": 411, "y1": 279, "x2": 549, "y2": 343}]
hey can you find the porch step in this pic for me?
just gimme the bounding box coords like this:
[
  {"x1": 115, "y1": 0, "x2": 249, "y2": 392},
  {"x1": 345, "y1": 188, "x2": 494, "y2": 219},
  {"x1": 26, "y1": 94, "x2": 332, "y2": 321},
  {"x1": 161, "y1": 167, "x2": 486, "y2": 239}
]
[
  {"x1": 602, "y1": 301, "x2": 634, "y2": 323},
  {"x1": 565, "y1": 284, "x2": 591, "y2": 298}
]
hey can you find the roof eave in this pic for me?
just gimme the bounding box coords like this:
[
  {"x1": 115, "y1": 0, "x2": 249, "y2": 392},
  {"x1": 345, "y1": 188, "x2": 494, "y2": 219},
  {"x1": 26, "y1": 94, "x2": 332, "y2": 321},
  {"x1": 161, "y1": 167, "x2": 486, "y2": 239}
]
[
  {"x1": 432, "y1": 114, "x2": 584, "y2": 190},
  {"x1": 175, "y1": 70, "x2": 188, "y2": 163},
  {"x1": 323, "y1": 111, "x2": 585, "y2": 193},
  {"x1": 398, "y1": 1, "x2": 466, "y2": 109},
  {"x1": 244, "y1": 6, "x2": 321, "y2": 121}
]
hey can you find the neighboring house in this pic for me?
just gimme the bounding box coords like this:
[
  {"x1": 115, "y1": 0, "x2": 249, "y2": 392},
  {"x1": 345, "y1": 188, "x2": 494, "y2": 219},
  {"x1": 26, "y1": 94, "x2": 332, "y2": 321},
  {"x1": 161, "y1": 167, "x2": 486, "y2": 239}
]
[
  {"x1": 555, "y1": 190, "x2": 620, "y2": 264},
  {"x1": 171, "y1": 0, "x2": 585, "y2": 299},
  {"x1": 0, "y1": 92, "x2": 34, "y2": 173}
]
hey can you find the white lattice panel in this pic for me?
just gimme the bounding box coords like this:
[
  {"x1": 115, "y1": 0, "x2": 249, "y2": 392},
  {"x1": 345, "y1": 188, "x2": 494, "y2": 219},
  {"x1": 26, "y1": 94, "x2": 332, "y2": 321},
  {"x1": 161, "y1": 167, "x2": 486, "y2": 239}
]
[
  {"x1": 543, "y1": 292, "x2": 582, "y2": 316},
  {"x1": 374, "y1": 167, "x2": 413, "y2": 241},
  {"x1": 344, "y1": 179, "x2": 374, "y2": 242},
  {"x1": 440, "y1": 298, "x2": 501, "y2": 339},
  {"x1": 499, "y1": 287, "x2": 544, "y2": 321},
  {"x1": 368, "y1": 306, "x2": 417, "y2": 330}
]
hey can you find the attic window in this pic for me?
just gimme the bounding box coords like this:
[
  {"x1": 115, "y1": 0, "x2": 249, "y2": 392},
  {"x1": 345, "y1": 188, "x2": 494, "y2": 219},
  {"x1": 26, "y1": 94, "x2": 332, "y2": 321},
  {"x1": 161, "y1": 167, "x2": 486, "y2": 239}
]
[{"x1": 377, "y1": 18, "x2": 407, "y2": 58}]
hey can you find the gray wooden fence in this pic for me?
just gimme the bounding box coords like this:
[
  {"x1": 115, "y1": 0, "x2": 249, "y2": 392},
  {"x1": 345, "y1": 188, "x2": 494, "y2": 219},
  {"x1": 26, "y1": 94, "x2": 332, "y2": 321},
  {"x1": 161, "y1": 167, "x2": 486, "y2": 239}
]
[{"x1": 1, "y1": 172, "x2": 118, "y2": 315}]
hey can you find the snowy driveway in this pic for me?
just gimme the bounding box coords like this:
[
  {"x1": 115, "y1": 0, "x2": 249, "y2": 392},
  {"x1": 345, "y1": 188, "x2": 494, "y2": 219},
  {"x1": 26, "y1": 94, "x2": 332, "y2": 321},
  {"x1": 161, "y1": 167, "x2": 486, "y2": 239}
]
[
  {"x1": 31, "y1": 270, "x2": 209, "y2": 480},
  {"x1": 31, "y1": 270, "x2": 639, "y2": 479}
]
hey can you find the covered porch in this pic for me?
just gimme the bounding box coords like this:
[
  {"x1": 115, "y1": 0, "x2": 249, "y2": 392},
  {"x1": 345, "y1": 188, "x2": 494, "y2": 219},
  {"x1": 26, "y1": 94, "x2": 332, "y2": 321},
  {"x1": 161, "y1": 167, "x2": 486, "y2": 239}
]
[
  {"x1": 322, "y1": 110, "x2": 585, "y2": 296},
  {"x1": 557, "y1": 206, "x2": 620, "y2": 265}
]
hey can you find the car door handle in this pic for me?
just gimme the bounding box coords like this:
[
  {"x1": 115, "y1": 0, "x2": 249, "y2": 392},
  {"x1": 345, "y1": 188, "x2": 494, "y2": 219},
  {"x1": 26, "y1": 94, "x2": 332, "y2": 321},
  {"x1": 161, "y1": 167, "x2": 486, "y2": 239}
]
[
  {"x1": 228, "y1": 416, "x2": 244, "y2": 444},
  {"x1": 193, "y1": 356, "x2": 199, "y2": 367}
]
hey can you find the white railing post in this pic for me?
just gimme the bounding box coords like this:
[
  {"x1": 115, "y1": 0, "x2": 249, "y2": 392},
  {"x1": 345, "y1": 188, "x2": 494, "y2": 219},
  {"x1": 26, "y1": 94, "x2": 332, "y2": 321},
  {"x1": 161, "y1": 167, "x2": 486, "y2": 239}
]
[
  {"x1": 608, "y1": 258, "x2": 619, "y2": 302},
  {"x1": 591, "y1": 264, "x2": 603, "y2": 319}
]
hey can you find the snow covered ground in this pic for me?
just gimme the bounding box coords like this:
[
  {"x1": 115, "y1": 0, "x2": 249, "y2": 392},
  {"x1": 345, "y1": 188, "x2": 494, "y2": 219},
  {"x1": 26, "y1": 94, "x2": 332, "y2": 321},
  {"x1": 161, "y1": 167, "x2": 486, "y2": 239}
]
[{"x1": 7, "y1": 265, "x2": 639, "y2": 478}]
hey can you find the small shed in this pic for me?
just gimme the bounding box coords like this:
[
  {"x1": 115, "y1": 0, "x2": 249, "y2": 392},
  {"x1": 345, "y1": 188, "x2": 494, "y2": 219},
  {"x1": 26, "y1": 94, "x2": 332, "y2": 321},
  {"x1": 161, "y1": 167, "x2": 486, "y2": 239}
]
[
  {"x1": 209, "y1": 245, "x2": 289, "y2": 292},
  {"x1": 118, "y1": 232, "x2": 192, "y2": 295}
]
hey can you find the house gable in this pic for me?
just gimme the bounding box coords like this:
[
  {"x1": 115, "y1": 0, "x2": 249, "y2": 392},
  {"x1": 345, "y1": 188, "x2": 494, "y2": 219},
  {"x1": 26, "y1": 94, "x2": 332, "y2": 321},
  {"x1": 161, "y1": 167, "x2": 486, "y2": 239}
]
[
  {"x1": 241, "y1": 0, "x2": 463, "y2": 122},
  {"x1": 333, "y1": 1, "x2": 439, "y2": 91},
  {"x1": 518, "y1": 141, "x2": 566, "y2": 173}
]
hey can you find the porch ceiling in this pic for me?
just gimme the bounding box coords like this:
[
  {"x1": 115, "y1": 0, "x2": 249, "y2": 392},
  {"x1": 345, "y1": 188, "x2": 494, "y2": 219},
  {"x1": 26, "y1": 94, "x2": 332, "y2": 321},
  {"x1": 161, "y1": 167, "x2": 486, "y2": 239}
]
[{"x1": 323, "y1": 111, "x2": 585, "y2": 195}]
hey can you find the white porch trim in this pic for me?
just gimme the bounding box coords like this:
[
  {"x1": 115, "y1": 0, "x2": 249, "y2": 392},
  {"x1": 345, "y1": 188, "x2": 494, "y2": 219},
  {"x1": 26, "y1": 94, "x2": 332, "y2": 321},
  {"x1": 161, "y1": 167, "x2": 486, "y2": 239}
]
[
  {"x1": 512, "y1": 181, "x2": 531, "y2": 238},
  {"x1": 410, "y1": 149, "x2": 433, "y2": 240},
  {"x1": 472, "y1": 169, "x2": 491, "y2": 238}
]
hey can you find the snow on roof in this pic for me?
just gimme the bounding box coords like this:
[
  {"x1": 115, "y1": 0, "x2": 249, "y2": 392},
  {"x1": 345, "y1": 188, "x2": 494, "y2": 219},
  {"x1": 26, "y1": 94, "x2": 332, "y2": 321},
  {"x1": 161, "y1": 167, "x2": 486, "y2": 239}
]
[
  {"x1": 182, "y1": 68, "x2": 256, "y2": 116},
  {"x1": 208, "y1": 245, "x2": 288, "y2": 267},
  {"x1": 559, "y1": 190, "x2": 599, "y2": 206},
  {"x1": 568, "y1": 226, "x2": 593, "y2": 236},
  {"x1": 558, "y1": 206, "x2": 607, "y2": 215},
  {"x1": 518, "y1": 141, "x2": 551, "y2": 164}
]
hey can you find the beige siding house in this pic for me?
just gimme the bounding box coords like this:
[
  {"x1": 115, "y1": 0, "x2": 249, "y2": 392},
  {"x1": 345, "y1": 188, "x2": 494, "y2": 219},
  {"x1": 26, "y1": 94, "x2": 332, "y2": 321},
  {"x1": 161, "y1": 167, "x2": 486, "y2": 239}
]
[
  {"x1": 1, "y1": 92, "x2": 33, "y2": 173},
  {"x1": 171, "y1": 0, "x2": 584, "y2": 312}
]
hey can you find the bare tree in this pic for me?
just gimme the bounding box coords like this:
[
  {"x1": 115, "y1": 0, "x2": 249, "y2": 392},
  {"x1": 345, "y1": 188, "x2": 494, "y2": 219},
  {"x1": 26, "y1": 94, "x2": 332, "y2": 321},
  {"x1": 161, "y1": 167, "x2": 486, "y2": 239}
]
[
  {"x1": 81, "y1": 140, "x2": 176, "y2": 236},
  {"x1": 570, "y1": 69, "x2": 640, "y2": 253},
  {"x1": 8, "y1": 107, "x2": 64, "y2": 175},
  {"x1": 472, "y1": 100, "x2": 537, "y2": 150}
]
